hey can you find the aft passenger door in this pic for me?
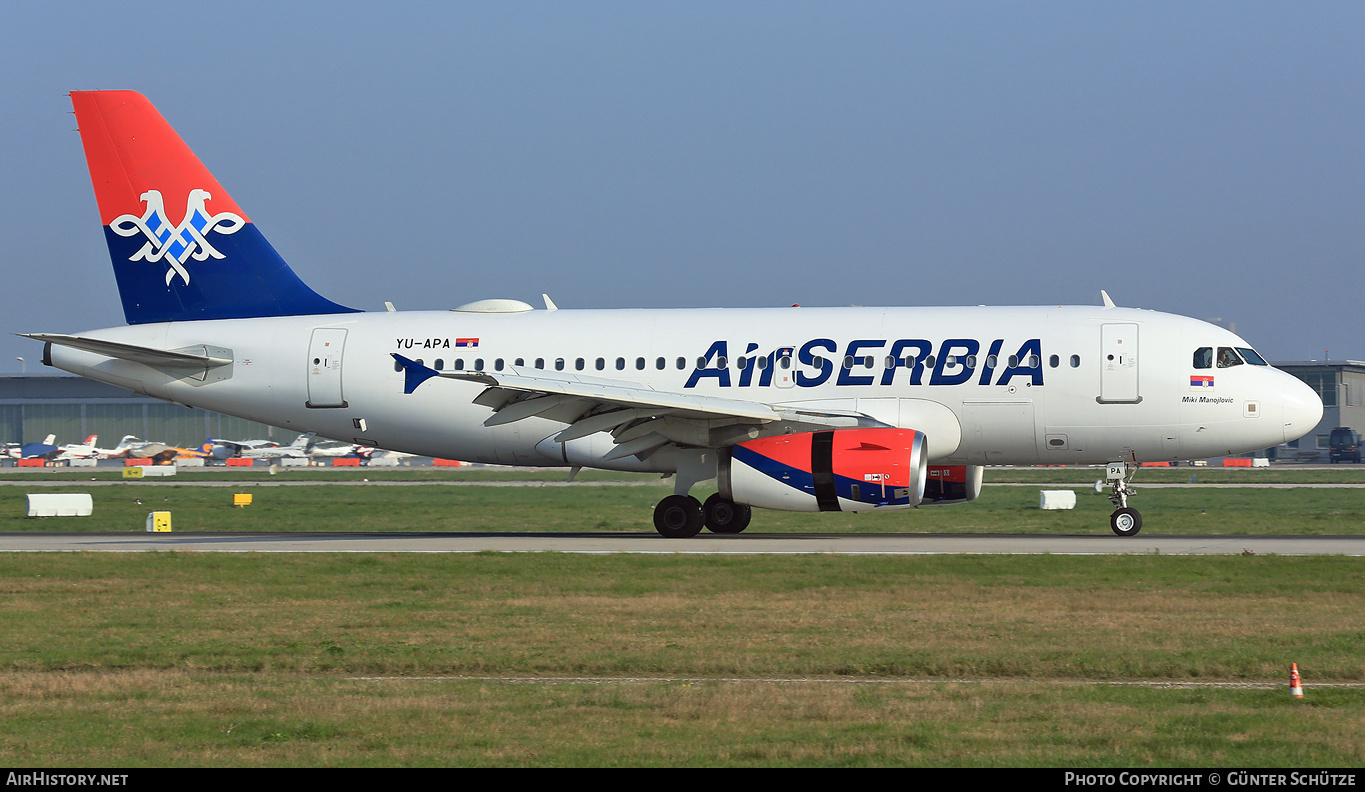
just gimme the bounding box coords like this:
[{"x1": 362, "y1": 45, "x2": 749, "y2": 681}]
[
  {"x1": 306, "y1": 328, "x2": 348, "y2": 408},
  {"x1": 1099, "y1": 323, "x2": 1140, "y2": 403}
]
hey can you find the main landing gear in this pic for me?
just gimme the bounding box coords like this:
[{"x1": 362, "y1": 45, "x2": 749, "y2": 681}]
[
  {"x1": 1099, "y1": 461, "x2": 1142, "y2": 537},
  {"x1": 653, "y1": 494, "x2": 752, "y2": 538}
]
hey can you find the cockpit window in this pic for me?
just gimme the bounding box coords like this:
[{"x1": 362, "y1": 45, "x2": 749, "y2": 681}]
[
  {"x1": 1236, "y1": 347, "x2": 1268, "y2": 366},
  {"x1": 1216, "y1": 347, "x2": 1244, "y2": 368},
  {"x1": 1193, "y1": 347, "x2": 1213, "y2": 369}
]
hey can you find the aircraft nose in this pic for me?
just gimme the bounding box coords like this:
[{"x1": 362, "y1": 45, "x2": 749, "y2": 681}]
[{"x1": 1279, "y1": 373, "x2": 1324, "y2": 445}]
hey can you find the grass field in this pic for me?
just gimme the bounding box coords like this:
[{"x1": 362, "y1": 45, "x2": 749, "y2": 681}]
[
  {"x1": 1, "y1": 468, "x2": 1362, "y2": 766},
  {"x1": 0, "y1": 553, "x2": 1361, "y2": 766}
]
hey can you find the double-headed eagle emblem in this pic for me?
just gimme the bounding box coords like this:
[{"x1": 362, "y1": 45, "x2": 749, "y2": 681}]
[{"x1": 110, "y1": 189, "x2": 245, "y2": 286}]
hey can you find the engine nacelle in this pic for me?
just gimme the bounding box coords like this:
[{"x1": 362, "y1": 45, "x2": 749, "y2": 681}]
[
  {"x1": 921, "y1": 464, "x2": 984, "y2": 505},
  {"x1": 719, "y1": 428, "x2": 927, "y2": 512}
]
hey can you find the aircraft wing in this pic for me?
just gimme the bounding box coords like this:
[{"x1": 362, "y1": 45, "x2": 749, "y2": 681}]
[{"x1": 393, "y1": 354, "x2": 871, "y2": 460}]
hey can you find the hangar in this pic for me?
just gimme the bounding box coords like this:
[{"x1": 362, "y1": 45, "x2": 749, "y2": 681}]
[
  {"x1": 0, "y1": 374, "x2": 285, "y2": 449},
  {"x1": 1273, "y1": 360, "x2": 1365, "y2": 461}
]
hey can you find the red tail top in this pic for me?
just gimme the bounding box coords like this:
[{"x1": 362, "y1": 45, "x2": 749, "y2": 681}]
[{"x1": 71, "y1": 91, "x2": 248, "y2": 225}]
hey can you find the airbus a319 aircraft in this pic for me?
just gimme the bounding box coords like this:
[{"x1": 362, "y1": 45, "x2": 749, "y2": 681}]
[{"x1": 25, "y1": 91, "x2": 1322, "y2": 537}]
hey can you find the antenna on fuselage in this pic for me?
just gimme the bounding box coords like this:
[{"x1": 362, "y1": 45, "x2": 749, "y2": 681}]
[{"x1": 1100, "y1": 290, "x2": 1116, "y2": 308}]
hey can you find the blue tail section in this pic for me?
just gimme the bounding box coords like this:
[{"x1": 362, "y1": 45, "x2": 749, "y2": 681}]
[{"x1": 103, "y1": 223, "x2": 358, "y2": 324}]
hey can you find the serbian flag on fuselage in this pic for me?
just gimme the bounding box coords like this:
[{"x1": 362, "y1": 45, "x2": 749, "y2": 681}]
[{"x1": 1190, "y1": 375, "x2": 1214, "y2": 391}]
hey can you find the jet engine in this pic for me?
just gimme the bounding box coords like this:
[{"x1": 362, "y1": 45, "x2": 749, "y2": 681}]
[
  {"x1": 718, "y1": 428, "x2": 927, "y2": 512},
  {"x1": 921, "y1": 464, "x2": 984, "y2": 505}
]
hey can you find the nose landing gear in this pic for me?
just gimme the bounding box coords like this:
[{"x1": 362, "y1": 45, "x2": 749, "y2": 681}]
[
  {"x1": 1110, "y1": 506, "x2": 1142, "y2": 536},
  {"x1": 1099, "y1": 461, "x2": 1142, "y2": 536}
]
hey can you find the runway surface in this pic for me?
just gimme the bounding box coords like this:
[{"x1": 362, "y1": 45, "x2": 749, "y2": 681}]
[{"x1": 1, "y1": 531, "x2": 1361, "y2": 555}]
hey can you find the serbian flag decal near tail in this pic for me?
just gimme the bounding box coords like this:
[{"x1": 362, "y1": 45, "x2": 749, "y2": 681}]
[{"x1": 70, "y1": 91, "x2": 356, "y2": 325}]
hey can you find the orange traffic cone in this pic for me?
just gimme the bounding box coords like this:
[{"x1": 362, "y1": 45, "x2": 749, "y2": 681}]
[{"x1": 1289, "y1": 663, "x2": 1304, "y2": 698}]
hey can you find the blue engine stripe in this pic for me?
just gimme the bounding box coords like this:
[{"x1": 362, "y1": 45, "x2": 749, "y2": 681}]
[{"x1": 730, "y1": 442, "x2": 913, "y2": 508}]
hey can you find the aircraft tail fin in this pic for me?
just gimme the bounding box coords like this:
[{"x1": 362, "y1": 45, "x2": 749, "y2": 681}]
[{"x1": 69, "y1": 91, "x2": 358, "y2": 325}]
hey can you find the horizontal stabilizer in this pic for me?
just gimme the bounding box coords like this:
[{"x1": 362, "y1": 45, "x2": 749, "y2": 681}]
[{"x1": 20, "y1": 333, "x2": 233, "y2": 368}]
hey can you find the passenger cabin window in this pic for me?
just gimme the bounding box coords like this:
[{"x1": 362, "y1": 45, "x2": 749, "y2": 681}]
[
  {"x1": 1216, "y1": 347, "x2": 1244, "y2": 368},
  {"x1": 1070, "y1": 355, "x2": 1080, "y2": 368},
  {"x1": 1193, "y1": 348, "x2": 1213, "y2": 369}
]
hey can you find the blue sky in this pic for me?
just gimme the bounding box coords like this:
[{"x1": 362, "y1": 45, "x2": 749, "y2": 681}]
[{"x1": 2, "y1": 2, "x2": 1362, "y2": 372}]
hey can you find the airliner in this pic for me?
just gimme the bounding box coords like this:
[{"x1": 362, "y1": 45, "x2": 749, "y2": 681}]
[{"x1": 24, "y1": 91, "x2": 1322, "y2": 537}]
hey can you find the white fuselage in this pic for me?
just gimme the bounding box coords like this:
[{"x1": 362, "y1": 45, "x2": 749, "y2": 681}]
[{"x1": 46, "y1": 304, "x2": 1322, "y2": 472}]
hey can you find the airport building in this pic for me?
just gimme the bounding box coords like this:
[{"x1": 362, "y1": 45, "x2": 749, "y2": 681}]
[
  {"x1": 1272, "y1": 360, "x2": 1365, "y2": 461},
  {"x1": 0, "y1": 374, "x2": 286, "y2": 448}
]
